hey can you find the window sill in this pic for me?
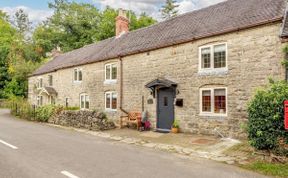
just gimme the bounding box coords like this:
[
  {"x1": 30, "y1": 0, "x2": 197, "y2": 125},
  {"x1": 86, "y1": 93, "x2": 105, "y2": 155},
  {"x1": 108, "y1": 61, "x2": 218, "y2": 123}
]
[
  {"x1": 105, "y1": 109, "x2": 117, "y2": 112},
  {"x1": 199, "y1": 113, "x2": 227, "y2": 117},
  {"x1": 198, "y1": 68, "x2": 228, "y2": 76},
  {"x1": 104, "y1": 80, "x2": 117, "y2": 85},
  {"x1": 73, "y1": 81, "x2": 82, "y2": 84}
]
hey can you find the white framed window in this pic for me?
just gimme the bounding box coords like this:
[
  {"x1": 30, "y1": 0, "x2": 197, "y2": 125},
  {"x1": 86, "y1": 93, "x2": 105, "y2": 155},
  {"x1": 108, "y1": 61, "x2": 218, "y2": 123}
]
[
  {"x1": 200, "y1": 87, "x2": 227, "y2": 116},
  {"x1": 199, "y1": 43, "x2": 227, "y2": 71},
  {"x1": 105, "y1": 91, "x2": 117, "y2": 111},
  {"x1": 105, "y1": 63, "x2": 117, "y2": 82},
  {"x1": 80, "y1": 93, "x2": 89, "y2": 109},
  {"x1": 74, "y1": 68, "x2": 83, "y2": 82},
  {"x1": 36, "y1": 77, "x2": 43, "y2": 89},
  {"x1": 48, "y1": 75, "x2": 53, "y2": 86},
  {"x1": 37, "y1": 95, "x2": 43, "y2": 106}
]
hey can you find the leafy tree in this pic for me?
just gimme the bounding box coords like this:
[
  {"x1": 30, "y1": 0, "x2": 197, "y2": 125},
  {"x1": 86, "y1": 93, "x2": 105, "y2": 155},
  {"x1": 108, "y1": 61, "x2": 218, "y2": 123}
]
[
  {"x1": 0, "y1": 11, "x2": 16, "y2": 98},
  {"x1": 161, "y1": 0, "x2": 179, "y2": 20},
  {"x1": 33, "y1": 1, "x2": 157, "y2": 54}
]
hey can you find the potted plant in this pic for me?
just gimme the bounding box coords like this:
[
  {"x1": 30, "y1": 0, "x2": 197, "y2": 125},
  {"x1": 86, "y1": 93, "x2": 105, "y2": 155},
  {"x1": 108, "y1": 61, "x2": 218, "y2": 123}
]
[{"x1": 171, "y1": 119, "x2": 180, "y2": 133}]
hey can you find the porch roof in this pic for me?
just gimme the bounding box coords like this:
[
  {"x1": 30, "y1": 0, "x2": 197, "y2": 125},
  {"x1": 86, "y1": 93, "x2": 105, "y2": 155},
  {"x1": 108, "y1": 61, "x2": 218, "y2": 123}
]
[{"x1": 145, "y1": 78, "x2": 177, "y2": 89}]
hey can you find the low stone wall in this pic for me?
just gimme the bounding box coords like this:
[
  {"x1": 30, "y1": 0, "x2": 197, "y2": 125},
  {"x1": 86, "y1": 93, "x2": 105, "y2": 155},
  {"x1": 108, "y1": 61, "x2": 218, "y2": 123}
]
[{"x1": 49, "y1": 110, "x2": 116, "y2": 131}]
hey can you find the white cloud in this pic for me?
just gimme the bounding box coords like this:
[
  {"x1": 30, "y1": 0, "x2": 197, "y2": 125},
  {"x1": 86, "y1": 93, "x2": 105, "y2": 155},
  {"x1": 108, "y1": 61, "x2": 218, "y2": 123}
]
[
  {"x1": 0, "y1": 6, "x2": 53, "y2": 25},
  {"x1": 95, "y1": 0, "x2": 226, "y2": 20},
  {"x1": 177, "y1": 0, "x2": 226, "y2": 14}
]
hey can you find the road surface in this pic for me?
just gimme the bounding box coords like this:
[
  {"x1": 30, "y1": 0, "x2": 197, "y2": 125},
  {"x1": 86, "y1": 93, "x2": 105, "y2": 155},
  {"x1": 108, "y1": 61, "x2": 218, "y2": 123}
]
[{"x1": 0, "y1": 109, "x2": 267, "y2": 178}]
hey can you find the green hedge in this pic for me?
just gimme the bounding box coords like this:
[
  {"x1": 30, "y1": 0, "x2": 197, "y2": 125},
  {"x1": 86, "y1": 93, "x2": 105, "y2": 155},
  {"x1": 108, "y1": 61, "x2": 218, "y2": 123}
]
[{"x1": 248, "y1": 80, "x2": 288, "y2": 154}]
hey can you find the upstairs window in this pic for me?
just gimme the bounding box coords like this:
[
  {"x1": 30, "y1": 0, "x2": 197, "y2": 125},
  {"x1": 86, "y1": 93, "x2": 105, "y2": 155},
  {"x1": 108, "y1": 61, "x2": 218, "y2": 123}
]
[
  {"x1": 105, "y1": 91, "x2": 117, "y2": 111},
  {"x1": 80, "y1": 94, "x2": 89, "y2": 109},
  {"x1": 200, "y1": 43, "x2": 227, "y2": 70},
  {"x1": 105, "y1": 63, "x2": 117, "y2": 81},
  {"x1": 74, "y1": 68, "x2": 83, "y2": 82},
  {"x1": 48, "y1": 75, "x2": 53, "y2": 86},
  {"x1": 37, "y1": 78, "x2": 43, "y2": 89},
  {"x1": 200, "y1": 88, "x2": 227, "y2": 116}
]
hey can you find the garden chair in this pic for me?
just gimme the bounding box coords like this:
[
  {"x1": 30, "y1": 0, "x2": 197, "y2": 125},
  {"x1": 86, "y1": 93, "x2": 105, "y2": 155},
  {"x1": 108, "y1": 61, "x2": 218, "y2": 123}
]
[{"x1": 120, "y1": 112, "x2": 141, "y2": 130}]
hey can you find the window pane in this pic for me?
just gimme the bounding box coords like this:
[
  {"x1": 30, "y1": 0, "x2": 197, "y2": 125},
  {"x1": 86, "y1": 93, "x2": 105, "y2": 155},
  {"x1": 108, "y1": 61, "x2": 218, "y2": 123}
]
[
  {"x1": 40, "y1": 79, "x2": 43, "y2": 87},
  {"x1": 78, "y1": 70, "x2": 82, "y2": 81},
  {"x1": 74, "y1": 69, "x2": 78, "y2": 81},
  {"x1": 214, "y1": 89, "x2": 226, "y2": 113},
  {"x1": 202, "y1": 90, "x2": 211, "y2": 112},
  {"x1": 80, "y1": 95, "x2": 85, "y2": 108},
  {"x1": 40, "y1": 96, "x2": 43, "y2": 106},
  {"x1": 111, "y1": 64, "x2": 117, "y2": 80},
  {"x1": 106, "y1": 65, "x2": 111, "y2": 80},
  {"x1": 85, "y1": 95, "x2": 89, "y2": 109},
  {"x1": 65, "y1": 98, "x2": 69, "y2": 108},
  {"x1": 201, "y1": 47, "x2": 211, "y2": 68},
  {"x1": 106, "y1": 93, "x2": 111, "y2": 109},
  {"x1": 112, "y1": 93, "x2": 117, "y2": 109},
  {"x1": 164, "y1": 97, "x2": 168, "y2": 106},
  {"x1": 214, "y1": 44, "x2": 226, "y2": 68},
  {"x1": 49, "y1": 75, "x2": 53, "y2": 86}
]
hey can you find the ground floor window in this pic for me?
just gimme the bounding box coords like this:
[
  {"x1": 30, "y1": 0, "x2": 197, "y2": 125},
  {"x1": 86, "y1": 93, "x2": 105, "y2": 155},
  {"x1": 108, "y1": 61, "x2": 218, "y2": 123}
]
[
  {"x1": 80, "y1": 94, "x2": 89, "y2": 109},
  {"x1": 105, "y1": 91, "x2": 117, "y2": 111},
  {"x1": 37, "y1": 95, "x2": 43, "y2": 106},
  {"x1": 200, "y1": 88, "x2": 227, "y2": 115}
]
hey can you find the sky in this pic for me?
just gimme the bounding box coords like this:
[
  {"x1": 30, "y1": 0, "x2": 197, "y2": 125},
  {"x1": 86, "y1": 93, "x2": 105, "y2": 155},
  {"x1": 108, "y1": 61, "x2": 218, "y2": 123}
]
[{"x1": 0, "y1": 0, "x2": 226, "y2": 24}]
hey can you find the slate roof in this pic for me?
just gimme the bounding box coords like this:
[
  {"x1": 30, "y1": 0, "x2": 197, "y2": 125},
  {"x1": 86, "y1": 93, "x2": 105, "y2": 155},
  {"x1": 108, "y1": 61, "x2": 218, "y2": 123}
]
[{"x1": 32, "y1": 0, "x2": 287, "y2": 76}]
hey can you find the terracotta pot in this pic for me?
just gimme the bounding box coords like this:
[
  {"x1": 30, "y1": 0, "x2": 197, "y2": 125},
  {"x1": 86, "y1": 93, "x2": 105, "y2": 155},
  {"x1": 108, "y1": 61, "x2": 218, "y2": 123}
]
[{"x1": 171, "y1": 127, "x2": 179, "y2": 133}]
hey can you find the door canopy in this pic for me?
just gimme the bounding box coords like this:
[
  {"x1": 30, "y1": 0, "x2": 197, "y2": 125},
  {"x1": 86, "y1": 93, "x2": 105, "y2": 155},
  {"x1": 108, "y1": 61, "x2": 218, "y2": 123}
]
[{"x1": 145, "y1": 78, "x2": 177, "y2": 96}]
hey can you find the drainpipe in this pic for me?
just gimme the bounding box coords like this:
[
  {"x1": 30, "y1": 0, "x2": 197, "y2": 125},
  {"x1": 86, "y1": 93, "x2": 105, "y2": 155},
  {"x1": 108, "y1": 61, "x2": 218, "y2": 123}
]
[{"x1": 119, "y1": 57, "x2": 128, "y2": 114}]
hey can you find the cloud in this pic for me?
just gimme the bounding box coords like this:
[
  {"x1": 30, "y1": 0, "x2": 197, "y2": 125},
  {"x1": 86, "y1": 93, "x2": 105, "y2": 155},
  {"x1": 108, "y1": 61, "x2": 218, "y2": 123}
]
[
  {"x1": 0, "y1": 6, "x2": 53, "y2": 25},
  {"x1": 95, "y1": 0, "x2": 226, "y2": 20}
]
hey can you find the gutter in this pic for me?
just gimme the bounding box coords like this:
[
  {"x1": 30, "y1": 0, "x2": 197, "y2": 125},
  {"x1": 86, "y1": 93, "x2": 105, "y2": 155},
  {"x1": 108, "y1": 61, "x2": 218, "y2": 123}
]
[{"x1": 119, "y1": 57, "x2": 128, "y2": 115}]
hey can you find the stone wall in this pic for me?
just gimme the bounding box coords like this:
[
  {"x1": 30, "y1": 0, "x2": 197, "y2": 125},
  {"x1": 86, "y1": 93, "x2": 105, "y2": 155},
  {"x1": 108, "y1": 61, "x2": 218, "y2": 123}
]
[
  {"x1": 49, "y1": 110, "x2": 116, "y2": 131},
  {"x1": 29, "y1": 23, "x2": 286, "y2": 138}
]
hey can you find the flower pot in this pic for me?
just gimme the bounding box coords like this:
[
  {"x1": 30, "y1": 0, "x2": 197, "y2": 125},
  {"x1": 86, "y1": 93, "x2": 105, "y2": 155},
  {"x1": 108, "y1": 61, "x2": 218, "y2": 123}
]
[{"x1": 171, "y1": 127, "x2": 179, "y2": 133}]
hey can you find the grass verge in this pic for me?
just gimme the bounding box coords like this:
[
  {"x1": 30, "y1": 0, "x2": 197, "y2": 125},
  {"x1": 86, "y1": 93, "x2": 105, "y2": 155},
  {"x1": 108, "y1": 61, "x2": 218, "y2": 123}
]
[{"x1": 243, "y1": 162, "x2": 288, "y2": 178}]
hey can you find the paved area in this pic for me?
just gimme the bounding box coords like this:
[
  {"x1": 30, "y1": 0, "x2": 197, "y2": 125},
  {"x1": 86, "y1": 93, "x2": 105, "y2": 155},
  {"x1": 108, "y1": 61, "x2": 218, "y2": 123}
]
[{"x1": 0, "y1": 109, "x2": 267, "y2": 178}]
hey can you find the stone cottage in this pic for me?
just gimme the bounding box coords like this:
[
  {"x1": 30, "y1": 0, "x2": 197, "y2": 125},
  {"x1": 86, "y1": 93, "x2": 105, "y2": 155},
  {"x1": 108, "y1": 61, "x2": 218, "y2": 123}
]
[{"x1": 28, "y1": 0, "x2": 288, "y2": 137}]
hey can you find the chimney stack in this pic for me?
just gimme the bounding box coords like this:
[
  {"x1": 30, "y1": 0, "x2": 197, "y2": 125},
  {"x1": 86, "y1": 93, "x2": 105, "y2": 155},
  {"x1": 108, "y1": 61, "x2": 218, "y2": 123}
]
[{"x1": 115, "y1": 8, "x2": 129, "y2": 37}]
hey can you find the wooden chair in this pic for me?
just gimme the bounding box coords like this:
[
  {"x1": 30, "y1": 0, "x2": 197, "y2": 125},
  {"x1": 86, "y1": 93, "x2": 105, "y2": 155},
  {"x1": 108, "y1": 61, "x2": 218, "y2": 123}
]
[{"x1": 120, "y1": 112, "x2": 141, "y2": 130}]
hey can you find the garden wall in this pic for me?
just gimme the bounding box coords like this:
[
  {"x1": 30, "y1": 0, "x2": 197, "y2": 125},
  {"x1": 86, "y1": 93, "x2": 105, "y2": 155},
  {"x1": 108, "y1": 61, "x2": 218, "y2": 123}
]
[{"x1": 49, "y1": 110, "x2": 116, "y2": 131}]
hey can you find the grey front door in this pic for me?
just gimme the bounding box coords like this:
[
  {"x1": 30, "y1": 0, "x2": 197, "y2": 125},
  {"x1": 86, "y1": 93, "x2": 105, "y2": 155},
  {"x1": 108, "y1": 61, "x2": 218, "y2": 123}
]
[{"x1": 157, "y1": 87, "x2": 175, "y2": 130}]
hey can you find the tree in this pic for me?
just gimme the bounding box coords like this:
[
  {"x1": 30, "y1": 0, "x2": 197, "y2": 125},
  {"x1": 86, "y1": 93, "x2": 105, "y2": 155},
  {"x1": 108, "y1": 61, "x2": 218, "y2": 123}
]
[
  {"x1": 13, "y1": 9, "x2": 32, "y2": 36},
  {"x1": 33, "y1": 1, "x2": 157, "y2": 54},
  {"x1": 0, "y1": 11, "x2": 16, "y2": 98},
  {"x1": 161, "y1": 0, "x2": 179, "y2": 20}
]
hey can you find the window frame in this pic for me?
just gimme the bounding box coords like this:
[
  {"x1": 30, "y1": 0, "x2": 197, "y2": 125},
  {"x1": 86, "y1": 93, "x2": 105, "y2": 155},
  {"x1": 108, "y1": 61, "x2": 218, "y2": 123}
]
[
  {"x1": 79, "y1": 93, "x2": 89, "y2": 110},
  {"x1": 199, "y1": 87, "x2": 228, "y2": 117},
  {"x1": 37, "y1": 77, "x2": 43, "y2": 89},
  {"x1": 198, "y1": 43, "x2": 228, "y2": 71},
  {"x1": 105, "y1": 91, "x2": 117, "y2": 111},
  {"x1": 74, "y1": 68, "x2": 83, "y2": 82},
  {"x1": 104, "y1": 63, "x2": 117, "y2": 83},
  {"x1": 37, "y1": 95, "x2": 43, "y2": 106},
  {"x1": 48, "y1": 75, "x2": 53, "y2": 86}
]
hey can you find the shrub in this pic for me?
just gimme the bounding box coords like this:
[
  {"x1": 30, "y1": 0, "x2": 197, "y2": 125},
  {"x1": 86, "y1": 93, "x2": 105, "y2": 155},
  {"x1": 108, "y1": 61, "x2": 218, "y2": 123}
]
[
  {"x1": 35, "y1": 105, "x2": 59, "y2": 122},
  {"x1": 8, "y1": 97, "x2": 34, "y2": 120},
  {"x1": 247, "y1": 80, "x2": 288, "y2": 153}
]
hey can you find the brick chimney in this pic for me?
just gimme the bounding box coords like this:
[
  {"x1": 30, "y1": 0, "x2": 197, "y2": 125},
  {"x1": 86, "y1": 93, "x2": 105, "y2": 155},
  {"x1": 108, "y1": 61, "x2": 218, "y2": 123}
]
[{"x1": 116, "y1": 8, "x2": 129, "y2": 37}]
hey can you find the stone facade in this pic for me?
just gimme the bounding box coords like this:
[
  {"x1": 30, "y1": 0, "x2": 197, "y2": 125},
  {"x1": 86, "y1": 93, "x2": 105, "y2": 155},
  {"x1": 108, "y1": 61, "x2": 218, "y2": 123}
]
[{"x1": 28, "y1": 23, "x2": 286, "y2": 138}]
